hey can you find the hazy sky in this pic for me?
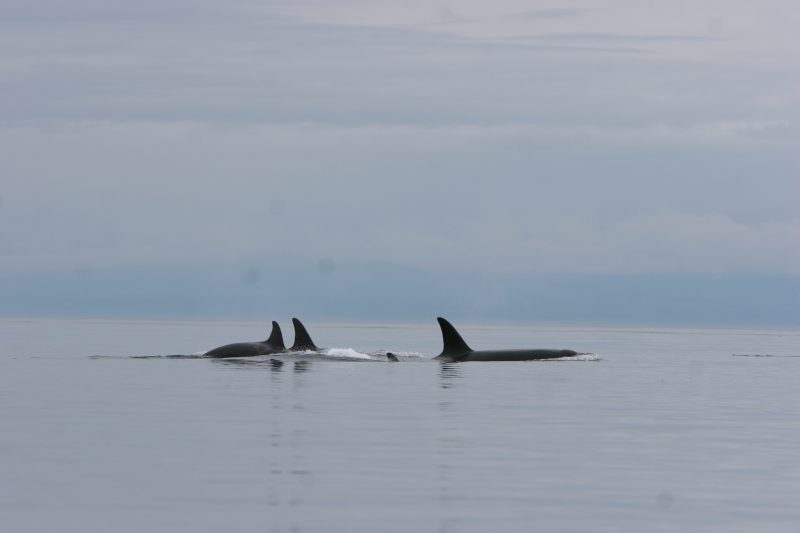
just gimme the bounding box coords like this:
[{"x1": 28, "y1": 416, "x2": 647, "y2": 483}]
[{"x1": 1, "y1": 1, "x2": 799, "y2": 295}]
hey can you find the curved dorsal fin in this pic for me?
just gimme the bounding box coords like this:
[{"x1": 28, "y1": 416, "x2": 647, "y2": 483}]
[
  {"x1": 437, "y1": 317, "x2": 472, "y2": 358},
  {"x1": 265, "y1": 321, "x2": 285, "y2": 348},
  {"x1": 291, "y1": 318, "x2": 318, "y2": 351}
]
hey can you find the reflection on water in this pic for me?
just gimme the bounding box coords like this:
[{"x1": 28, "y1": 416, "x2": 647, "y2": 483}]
[
  {"x1": 439, "y1": 362, "x2": 462, "y2": 389},
  {"x1": 293, "y1": 360, "x2": 310, "y2": 373},
  {"x1": 96, "y1": 354, "x2": 206, "y2": 359},
  {"x1": 209, "y1": 357, "x2": 270, "y2": 368},
  {"x1": 208, "y1": 357, "x2": 314, "y2": 378}
]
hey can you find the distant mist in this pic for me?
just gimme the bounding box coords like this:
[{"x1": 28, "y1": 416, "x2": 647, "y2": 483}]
[{"x1": 2, "y1": 258, "x2": 798, "y2": 327}]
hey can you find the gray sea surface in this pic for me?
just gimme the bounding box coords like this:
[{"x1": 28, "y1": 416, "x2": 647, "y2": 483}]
[{"x1": 2, "y1": 318, "x2": 799, "y2": 532}]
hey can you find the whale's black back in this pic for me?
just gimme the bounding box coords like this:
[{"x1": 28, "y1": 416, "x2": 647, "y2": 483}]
[
  {"x1": 436, "y1": 317, "x2": 472, "y2": 359},
  {"x1": 434, "y1": 316, "x2": 576, "y2": 362},
  {"x1": 264, "y1": 321, "x2": 285, "y2": 347},
  {"x1": 205, "y1": 321, "x2": 285, "y2": 358},
  {"x1": 291, "y1": 318, "x2": 318, "y2": 351}
]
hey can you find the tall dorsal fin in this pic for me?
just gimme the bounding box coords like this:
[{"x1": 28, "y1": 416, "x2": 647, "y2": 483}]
[
  {"x1": 291, "y1": 318, "x2": 318, "y2": 351},
  {"x1": 265, "y1": 321, "x2": 285, "y2": 348},
  {"x1": 437, "y1": 317, "x2": 472, "y2": 358}
]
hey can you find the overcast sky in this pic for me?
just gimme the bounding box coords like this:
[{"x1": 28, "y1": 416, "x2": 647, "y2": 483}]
[{"x1": 1, "y1": 1, "x2": 799, "y2": 310}]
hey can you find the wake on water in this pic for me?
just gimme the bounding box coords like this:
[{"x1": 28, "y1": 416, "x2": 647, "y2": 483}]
[
  {"x1": 733, "y1": 353, "x2": 800, "y2": 357},
  {"x1": 92, "y1": 350, "x2": 597, "y2": 362}
]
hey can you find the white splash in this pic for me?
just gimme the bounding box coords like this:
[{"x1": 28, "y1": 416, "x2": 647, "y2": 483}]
[
  {"x1": 569, "y1": 352, "x2": 599, "y2": 361},
  {"x1": 373, "y1": 350, "x2": 427, "y2": 360},
  {"x1": 319, "y1": 348, "x2": 373, "y2": 360}
]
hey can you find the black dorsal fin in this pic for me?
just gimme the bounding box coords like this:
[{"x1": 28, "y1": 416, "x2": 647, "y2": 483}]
[
  {"x1": 265, "y1": 321, "x2": 285, "y2": 348},
  {"x1": 291, "y1": 318, "x2": 318, "y2": 351},
  {"x1": 437, "y1": 317, "x2": 473, "y2": 358}
]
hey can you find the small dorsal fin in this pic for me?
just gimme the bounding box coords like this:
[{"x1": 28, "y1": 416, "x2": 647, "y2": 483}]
[
  {"x1": 291, "y1": 318, "x2": 318, "y2": 351},
  {"x1": 437, "y1": 317, "x2": 472, "y2": 358},
  {"x1": 265, "y1": 321, "x2": 285, "y2": 348}
]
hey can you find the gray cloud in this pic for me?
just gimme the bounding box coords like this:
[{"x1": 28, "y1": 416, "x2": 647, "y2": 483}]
[
  {"x1": 0, "y1": 1, "x2": 798, "y2": 322},
  {"x1": 513, "y1": 9, "x2": 587, "y2": 21},
  {"x1": 2, "y1": 120, "x2": 797, "y2": 273}
]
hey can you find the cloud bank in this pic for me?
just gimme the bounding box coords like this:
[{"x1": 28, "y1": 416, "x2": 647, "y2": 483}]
[{"x1": 1, "y1": 1, "x2": 798, "y2": 321}]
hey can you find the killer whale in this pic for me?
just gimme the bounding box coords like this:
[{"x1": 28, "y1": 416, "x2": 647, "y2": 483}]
[
  {"x1": 433, "y1": 317, "x2": 577, "y2": 362},
  {"x1": 205, "y1": 321, "x2": 286, "y2": 358},
  {"x1": 290, "y1": 318, "x2": 319, "y2": 351}
]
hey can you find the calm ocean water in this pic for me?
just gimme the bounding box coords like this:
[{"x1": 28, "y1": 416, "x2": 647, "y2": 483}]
[{"x1": 2, "y1": 318, "x2": 799, "y2": 532}]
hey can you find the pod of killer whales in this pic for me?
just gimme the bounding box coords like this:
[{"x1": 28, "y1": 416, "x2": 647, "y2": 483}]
[{"x1": 205, "y1": 317, "x2": 579, "y2": 362}]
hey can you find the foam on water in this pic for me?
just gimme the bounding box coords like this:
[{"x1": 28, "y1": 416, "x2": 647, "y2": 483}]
[
  {"x1": 568, "y1": 352, "x2": 600, "y2": 361},
  {"x1": 292, "y1": 348, "x2": 428, "y2": 361},
  {"x1": 371, "y1": 349, "x2": 428, "y2": 361},
  {"x1": 318, "y1": 347, "x2": 373, "y2": 360}
]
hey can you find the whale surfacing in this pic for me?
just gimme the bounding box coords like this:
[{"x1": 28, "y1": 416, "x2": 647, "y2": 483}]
[
  {"x1": 290, "y1": 318, "x2": 319, "y2": 351},
  {"x1": 205, "y1": 321, "x2": 286, "y2": 358},
  {"x1": 433, "y1": 317, "x2": 577, "y2": 362}
]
